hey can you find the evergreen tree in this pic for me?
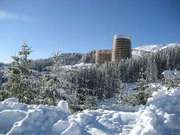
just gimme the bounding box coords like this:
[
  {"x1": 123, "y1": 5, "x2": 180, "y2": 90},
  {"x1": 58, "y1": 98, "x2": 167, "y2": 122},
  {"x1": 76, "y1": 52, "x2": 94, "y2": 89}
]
[
  {"x1": 146, "y1": 55, "x2": 158, "y2": 82},
  {"x1": 7, "y1": 43, "x2": 34, "y2": 103}
]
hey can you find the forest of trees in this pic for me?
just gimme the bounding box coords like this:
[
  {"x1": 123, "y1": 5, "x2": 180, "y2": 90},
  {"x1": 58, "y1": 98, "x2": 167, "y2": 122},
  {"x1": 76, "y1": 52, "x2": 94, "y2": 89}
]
[{"x1": 0, "y1": 44, "x2": 179, "y2": 110}]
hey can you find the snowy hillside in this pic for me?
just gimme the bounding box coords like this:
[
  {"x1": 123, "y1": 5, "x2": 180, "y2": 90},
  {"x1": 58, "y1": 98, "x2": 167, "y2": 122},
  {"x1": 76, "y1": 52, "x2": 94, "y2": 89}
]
[
  {"x1": 0, "y1": 86, "x2": 180, "y2": 135},
  {"x1": 132, "y1": 43, "x2": 180, "y2": 57},
  {"x1": 62, "y1": 63, "x2": 95, "y2": 71}
]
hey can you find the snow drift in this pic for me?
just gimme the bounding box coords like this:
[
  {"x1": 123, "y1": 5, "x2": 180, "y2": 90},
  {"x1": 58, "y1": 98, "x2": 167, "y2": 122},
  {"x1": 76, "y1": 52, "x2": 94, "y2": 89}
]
[{"x1": 0, "y1": 86, "x2": 180, "y2": 135}]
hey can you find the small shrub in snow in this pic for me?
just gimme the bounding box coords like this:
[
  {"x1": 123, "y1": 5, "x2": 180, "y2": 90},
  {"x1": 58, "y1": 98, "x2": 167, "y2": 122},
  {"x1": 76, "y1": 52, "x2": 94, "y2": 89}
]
[
  {"x1": 124, "y1": 90, "x2": 151, "y2": 106},
  {"x1": 0, "y1": 90, "x2": 10, "y2": 101},
  {"x1": 123, "y1": 77, "x2": 154, "y2": 106},
  {"x1": 84, "y1": 96, "x2": 98, "y2": 109}
]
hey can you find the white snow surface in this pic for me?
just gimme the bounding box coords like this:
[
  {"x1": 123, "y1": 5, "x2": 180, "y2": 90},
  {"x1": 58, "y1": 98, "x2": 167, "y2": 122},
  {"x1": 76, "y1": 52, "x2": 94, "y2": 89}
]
[{"x1": 0, "y1": 86, "x2": 180, "y2": 135}]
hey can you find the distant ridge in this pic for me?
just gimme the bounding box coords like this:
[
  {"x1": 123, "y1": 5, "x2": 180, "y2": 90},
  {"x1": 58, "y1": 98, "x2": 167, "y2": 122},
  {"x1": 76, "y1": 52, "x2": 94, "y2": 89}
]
[{"x1": 132, "y1": 43, "x2": 180, "y2": 57}]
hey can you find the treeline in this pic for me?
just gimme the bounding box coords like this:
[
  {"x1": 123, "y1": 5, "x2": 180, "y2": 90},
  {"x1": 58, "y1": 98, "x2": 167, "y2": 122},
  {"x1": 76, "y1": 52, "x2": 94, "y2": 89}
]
[
  {"x1": 0, "y1": 44, "x2": 179, "y2": 110},
  {"x1": 118, "y1": 46, "x2": 180, "y2": 82},
  {"x1": 30, "y1": 51, "x2": 95, "y2": 72},
  {"x1": 66, "y1": 46, "x2": 180, "y2": 107}
]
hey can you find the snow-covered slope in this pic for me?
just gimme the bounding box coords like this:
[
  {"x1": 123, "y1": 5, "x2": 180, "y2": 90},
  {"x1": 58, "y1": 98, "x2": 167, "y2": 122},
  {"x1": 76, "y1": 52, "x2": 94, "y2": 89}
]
[
  {"x1": 62, "y1": 63, "x2": 95, "y2": 71},
  {"x1": 0, "y1": 86, "x2": 180, "y2": 135},
  {"x1": 132, "y1": 43, "x2": 180, "y2": 57}
]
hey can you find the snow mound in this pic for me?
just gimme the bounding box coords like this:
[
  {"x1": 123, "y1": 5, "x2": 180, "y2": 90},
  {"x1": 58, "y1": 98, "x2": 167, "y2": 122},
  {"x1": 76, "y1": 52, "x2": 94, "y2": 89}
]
[
  {"x1": 0, "y1": 99, "x2": 70, "y2": 135},
  {"x1": 0, "y1": 97, "x2": 28, "y2": 112},
  {"x1": 130, "y1": 87, "x2": 180, "y2": 135},
  {"x1": 57, "y1": 100, "x2": 70, "y2": 114},
  {"x1": 0, "y1": 110, "x2": 26, "y2": 134},
  {"x1": 7, "y1": 105, "x2": 69, "y2": 135},
  {"x1": 0, "y1": 87, "x2": 180, "y2": 135}
]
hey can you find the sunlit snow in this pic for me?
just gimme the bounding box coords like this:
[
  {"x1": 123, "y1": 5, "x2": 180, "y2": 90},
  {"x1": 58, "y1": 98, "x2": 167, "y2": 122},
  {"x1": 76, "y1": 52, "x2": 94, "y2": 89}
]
[{"x1": 0, "y1": 86, "x2": 180, "y2": 135}]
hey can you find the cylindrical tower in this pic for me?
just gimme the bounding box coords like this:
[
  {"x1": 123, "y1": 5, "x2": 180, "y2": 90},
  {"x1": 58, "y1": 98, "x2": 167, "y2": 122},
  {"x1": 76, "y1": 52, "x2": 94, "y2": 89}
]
[{"x1": 111, "y1": 35, "x2": 131, "y2": 62}]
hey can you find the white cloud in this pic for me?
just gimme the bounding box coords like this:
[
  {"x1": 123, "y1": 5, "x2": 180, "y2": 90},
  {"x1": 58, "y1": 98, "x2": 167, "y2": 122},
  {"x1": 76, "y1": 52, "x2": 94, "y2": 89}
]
[{"x1": 0, "y1": 10, "x2": 38, "y2": 23}]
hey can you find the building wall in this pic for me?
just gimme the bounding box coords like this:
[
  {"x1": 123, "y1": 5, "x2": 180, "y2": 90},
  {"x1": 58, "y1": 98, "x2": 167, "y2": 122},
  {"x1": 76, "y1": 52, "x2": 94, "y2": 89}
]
[
  {"x1": 112, "y1": 35, "x2": 131, "y2": 62},
  {"x1": 95, "y1": 50, "x2": 112, "y2": 64}
]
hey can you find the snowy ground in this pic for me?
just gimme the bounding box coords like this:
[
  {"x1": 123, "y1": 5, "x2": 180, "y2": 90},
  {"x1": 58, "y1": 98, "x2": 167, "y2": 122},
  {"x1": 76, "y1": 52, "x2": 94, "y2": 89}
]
[{"x1": 0, "y1": 86, "x2": 180, "y2": 135}]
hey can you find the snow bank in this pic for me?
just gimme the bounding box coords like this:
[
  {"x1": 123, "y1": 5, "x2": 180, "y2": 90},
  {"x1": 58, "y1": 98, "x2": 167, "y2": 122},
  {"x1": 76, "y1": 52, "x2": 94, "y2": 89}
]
[
  {"x1": 0, "y1": 110, "x2": 26, "y2": 134},
  {"x1": 58, "y1": 100, "x2": 70, "y2": 114},
  {"x1": 7, "y1": 105, "x2": 69, "y2": 135},
  {"x1": 0, "y1": 99, "x2": 70, "y2": 135},
  {"x1": 0, "y1": 98, "x2": 28, "y2": 112},
  {"x1": 0, "y1": 87, "x2": 180, "y2": 135},
  {"x1": 130, "y1": 87, "x2": 180, "y2": 135}
]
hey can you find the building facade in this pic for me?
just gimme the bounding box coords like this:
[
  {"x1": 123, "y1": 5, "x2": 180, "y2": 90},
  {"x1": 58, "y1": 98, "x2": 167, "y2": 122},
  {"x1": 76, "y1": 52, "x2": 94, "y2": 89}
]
[
  {"x1": 95, "y1": 35, "x2": 132, "y2": 64},
  {"x1": 111, "y1": 35, "x2": 132, "y2": 62},
  {"x1": 95, "y1": 50, "x2": 112, "y2": 64}
]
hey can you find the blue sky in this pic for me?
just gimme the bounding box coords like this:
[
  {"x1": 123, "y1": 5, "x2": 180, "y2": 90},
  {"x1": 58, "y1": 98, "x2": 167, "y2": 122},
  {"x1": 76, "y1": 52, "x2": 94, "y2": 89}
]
[{"x1": 0, "y1": 0, "x2": 180, "y2": 63}]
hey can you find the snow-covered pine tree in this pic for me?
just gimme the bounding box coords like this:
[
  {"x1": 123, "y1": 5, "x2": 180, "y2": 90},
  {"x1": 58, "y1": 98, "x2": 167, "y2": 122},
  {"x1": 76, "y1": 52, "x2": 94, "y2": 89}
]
[
  {"x1": 40, "y1": 51, "x2": 77, "y2": 105},
  {"x1": 7, "y1": 43, "x2": 34, "y2": 103},
  {"x1": 146, "y1": 55, "x2": 158, "y2": 82}
]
